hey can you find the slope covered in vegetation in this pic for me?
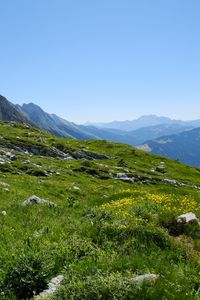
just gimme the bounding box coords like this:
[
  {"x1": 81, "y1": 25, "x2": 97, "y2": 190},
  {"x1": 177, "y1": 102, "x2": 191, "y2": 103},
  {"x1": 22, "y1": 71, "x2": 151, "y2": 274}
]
[{"x1": 0, "y1": 121, "x2": 200, "y2": 299}]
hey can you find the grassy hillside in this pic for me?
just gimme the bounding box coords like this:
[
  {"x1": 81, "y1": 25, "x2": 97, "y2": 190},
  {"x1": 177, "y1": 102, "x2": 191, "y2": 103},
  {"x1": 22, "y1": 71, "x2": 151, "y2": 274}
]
[{"x1": 0, "y1": 121, "x2": 200, "y2": 299}]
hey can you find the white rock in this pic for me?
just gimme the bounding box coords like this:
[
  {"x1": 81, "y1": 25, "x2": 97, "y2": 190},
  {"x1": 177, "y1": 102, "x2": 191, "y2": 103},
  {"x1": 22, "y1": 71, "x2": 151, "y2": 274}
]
[
  {"x1": 176, "y1": 212, "x2": 200, "y2": 225},
  {"x1": 73, "y1": 186, "x2": 80, "y2": 190},
  {"x1": 128, "y1": 274, "x2": 159, "y2": 284},
  {"x1": 113, "y1": 173, "x2": 134, "y2": 183},
  {"x1": 163, "y1": 179, "x2": 177, "y2": 185},
  {"x1": 22, "y1": 195, "x2": 57, "y2": 207},
  {"x1": 0, "y1": 182, "x2": 10, "y2": 187},
  {"x1": 63, "y1": 156, "x2": 74, "y2": 160},
  {"x1": 35, "y1": 275, "x2": 64, "y2": 299},
  {"x1": 115, "y1": 173, "x2": 128, "y2": 178},
  {"x1": 156, "y1": 166, "x2": 166, "y2": 172}
]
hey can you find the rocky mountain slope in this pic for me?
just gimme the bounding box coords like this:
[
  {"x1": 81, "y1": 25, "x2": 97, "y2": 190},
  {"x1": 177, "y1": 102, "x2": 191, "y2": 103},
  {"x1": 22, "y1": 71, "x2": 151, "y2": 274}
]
[
  {"x1": 1, "y1": 121, "x2": 200, "y2": 299},
  {"x1": 18, "y1": 103, "x2": 95, "y2": 140},
  {"x1": 0, "y1": 95, "x2": 32, "y2": 125}
]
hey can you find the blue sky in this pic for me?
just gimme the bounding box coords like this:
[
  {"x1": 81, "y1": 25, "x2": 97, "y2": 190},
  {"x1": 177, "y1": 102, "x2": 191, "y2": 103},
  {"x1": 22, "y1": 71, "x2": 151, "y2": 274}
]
[{"x1": 0, "y1": 0, "x2": 200, "y2": 123}]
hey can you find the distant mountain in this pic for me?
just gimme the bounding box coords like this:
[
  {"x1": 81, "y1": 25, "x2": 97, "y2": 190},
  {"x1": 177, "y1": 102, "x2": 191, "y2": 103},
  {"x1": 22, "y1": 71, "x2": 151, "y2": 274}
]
[
  {"x1": 0, "y1": 95, "x2": 32, "y2": 125},
  {"x1": 50, "y1": 114, "x2": 96, "y2": 140},
  {"x1": 19, "y1": 103, "x2": 96, "y2": 140},
  {"x1": 79, "y1": 125, "x2": 138, "y2": 145},
  {"x1": 81, "y1": 123, "x2": 194, "y2": 146},
  {"x1": 2, "y1": 94, "x2": 200, "y2": 167},
  {"x1": 126, "y1": 123, "x2": 194, "y2": 145},
  {"x1": 89, "y1": 115, "x2": 200, "y2": 132},
  {"x1": 138, "y1": 127, "x2": 200, "y2": 166}
]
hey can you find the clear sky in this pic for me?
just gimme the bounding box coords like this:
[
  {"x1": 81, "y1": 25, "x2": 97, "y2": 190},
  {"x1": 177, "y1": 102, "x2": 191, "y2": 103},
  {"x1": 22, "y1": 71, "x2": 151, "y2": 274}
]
[{"x1": 0, "y1": 0, "x2": 200, "y2": 123}]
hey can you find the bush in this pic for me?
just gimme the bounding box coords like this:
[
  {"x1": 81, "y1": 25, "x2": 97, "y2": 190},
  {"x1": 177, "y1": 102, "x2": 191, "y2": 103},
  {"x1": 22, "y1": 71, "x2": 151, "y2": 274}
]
[
  {"x1": 53, "y1": 271, "x2": 134, "y2": 300},
  {"x1": 2, "y1": 252, "x2": 50, "y2": 299}
]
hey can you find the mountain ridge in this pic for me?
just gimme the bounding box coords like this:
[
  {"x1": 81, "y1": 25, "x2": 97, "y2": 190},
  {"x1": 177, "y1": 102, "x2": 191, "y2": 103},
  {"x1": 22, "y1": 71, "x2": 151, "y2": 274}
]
[
  {"x1": 0, "y1": 95, "x2": 33, "y2": 125},
  {"x1": 138, "y1": 127, "x2": 200, "y2": 166},
  {"x1": 88, "y1": 115, "x2": 200, "y2": 131},
  {"x1": 1, "y1": 93, "x2": 200, "y2": 167}
]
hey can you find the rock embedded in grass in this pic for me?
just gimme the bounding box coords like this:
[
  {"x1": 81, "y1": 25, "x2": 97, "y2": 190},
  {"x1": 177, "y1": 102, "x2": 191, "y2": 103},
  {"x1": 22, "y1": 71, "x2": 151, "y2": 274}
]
[
  {"x1": 0, "y1": 182, "x2": 10, "y2": 187},
  {"x1": 176, "y1": 212, "x2": 200, "y2": 226},
  {"x1": 22, "y1": 195, "x2": 57, "y2": 207},
  {"x1": 156, "y1": 165, "x2": 166, "y2": 173},
  {"x1": 126, "y1": 274, "x2": 159, "y2": 285},
  {"x1": 112, "y1": 173, "x2": 134, "y2": 183},
  {"x1": 34, "y1": 275, "x2": 64, "y2": 299},
  {"x1": 5, "y1": 151, "x2": 17, "y2": 161}
]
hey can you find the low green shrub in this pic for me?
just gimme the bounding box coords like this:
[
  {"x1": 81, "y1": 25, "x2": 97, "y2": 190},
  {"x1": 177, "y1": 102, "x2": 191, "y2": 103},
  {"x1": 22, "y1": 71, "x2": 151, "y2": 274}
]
[{"x1": 2, "y1": 252, "x2": 50, "y2": 299}]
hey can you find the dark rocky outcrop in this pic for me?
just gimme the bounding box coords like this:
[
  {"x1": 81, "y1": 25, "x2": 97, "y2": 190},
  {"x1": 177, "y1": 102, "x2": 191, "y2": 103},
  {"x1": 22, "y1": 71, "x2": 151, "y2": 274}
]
[{"x1": 0, "y1": 95, "x2": 33, "y2": 125}]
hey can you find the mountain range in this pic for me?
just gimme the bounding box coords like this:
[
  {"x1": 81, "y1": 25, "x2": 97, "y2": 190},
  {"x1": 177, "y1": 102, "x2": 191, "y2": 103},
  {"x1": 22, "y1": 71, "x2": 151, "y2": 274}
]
[
  {"x1": 87, "y1": 115, "x2": 200, "y2": 131},
  {"x1": 1, "y1": 94, "x2": 200, "y2": 166},
  {"x1": 17, "y1": 103, "x2": 95, "y2": 140},
  {"x1": 138, "y1": 127, "x2": 200, "y2": 166}
]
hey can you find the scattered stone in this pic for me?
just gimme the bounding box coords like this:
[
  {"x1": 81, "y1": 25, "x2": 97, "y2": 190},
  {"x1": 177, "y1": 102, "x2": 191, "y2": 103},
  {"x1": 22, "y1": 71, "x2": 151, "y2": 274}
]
[
  {"x1": 120, "y1": 177, "x2": 134, "y2": 183},
  {"x1": 63, "y1": 156, "x2": 74, "y2": 160},
  {"x1": 102, "y1": 194, "x2": 108, "y2": 198},
  {"x1": 163, "y1": 179, "x2": 177, "y2": 185},
  {"x1": 112, "y1": 173, "x2": 134, "y2": 183},
  {"x1": 22, "y1": 195, "x2": 57, "y2": 206},
  {"x1": 0, "y1": 157, "x2": 8, "y2": 164},
  {"x1": 5, "y1": 152, "x2": 17, "y2": 161},
  {"x1": 126, "y1": 274, "x2": 159, "y2": 285},
  {"x1": 35, "y1": 275, "x2": 64, "y2": 299},
  {"x1": 156, "y1": 166, "x2": 166, "y2": 173},
  {"x1": 22, "y1": 160, "x2": 31, "y2": 164},
  {"x1": 27, "y1": 170, "x2": 49, "y2": 177},
  {"x1": 37, "y1": 137, "x2": 45, "y2": 142},
  {"x1": 176, "y1": 212, "x2": 200, "y2": 226},
  {"x1": 1, "y1": 211, "x2": 7, "y2": 216},
  {"x1": 32, "y1": 163, "x2": 41, "y2": 168},
  {"x1": 0, "y1": 182, "x2": 10, "y2": 187},
  {"x1": 73, "y1": 186, "x2": 80, "y2": 191},
  {"x1": 115, "y1": 173, "x2": 128, "y2": 179}
]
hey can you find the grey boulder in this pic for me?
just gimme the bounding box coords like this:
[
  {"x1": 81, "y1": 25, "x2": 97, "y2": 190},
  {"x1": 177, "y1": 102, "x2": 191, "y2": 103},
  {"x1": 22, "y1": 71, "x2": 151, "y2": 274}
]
[
  {"x1": 176, "y1": 212, "x2": 200, "y2": 226},
  {"x1": 22, "y1": 195, "x2": 56, "y2": 207}
]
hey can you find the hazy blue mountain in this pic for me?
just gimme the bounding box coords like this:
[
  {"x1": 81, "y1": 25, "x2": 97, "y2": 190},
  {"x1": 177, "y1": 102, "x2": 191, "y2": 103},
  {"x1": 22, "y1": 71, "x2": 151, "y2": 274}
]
[
  {"x1": 89, "y1": 115, "x2": 200, "y2": 131},
  {"x1": 138, "y1": 127, "x2": 200, "y2": 166},
  {"x1": 19, "y1": 103, "x2": 95, "y2": 140},
  {"x1": 50, "y1": 114, "x2": 97, "y2": 140},
  {"x1": 0, "y1": 95, "x2": 32, "y2": 125},
  {"x1": 126, "y1": 123, "x2": 194, "y2": 145},
  {"x1": 81, "y1": 123, "x2": 194, "y2": 146},
  {"x1": 79, "y1": 125, "x2": 138, "y2": 145}
]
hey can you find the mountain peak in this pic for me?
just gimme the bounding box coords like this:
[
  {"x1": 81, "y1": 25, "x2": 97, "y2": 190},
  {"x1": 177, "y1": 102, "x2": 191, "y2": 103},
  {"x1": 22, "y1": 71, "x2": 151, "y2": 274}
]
[{"x1": 0, "y1": 95, "x2": 32, "y2": 124}]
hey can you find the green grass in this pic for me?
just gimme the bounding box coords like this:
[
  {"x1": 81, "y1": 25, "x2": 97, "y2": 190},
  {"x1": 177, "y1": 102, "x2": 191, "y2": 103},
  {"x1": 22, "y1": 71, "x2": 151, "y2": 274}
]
[{"x1": 0, "y1": 121, "x2": 200, "y2": 299}]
